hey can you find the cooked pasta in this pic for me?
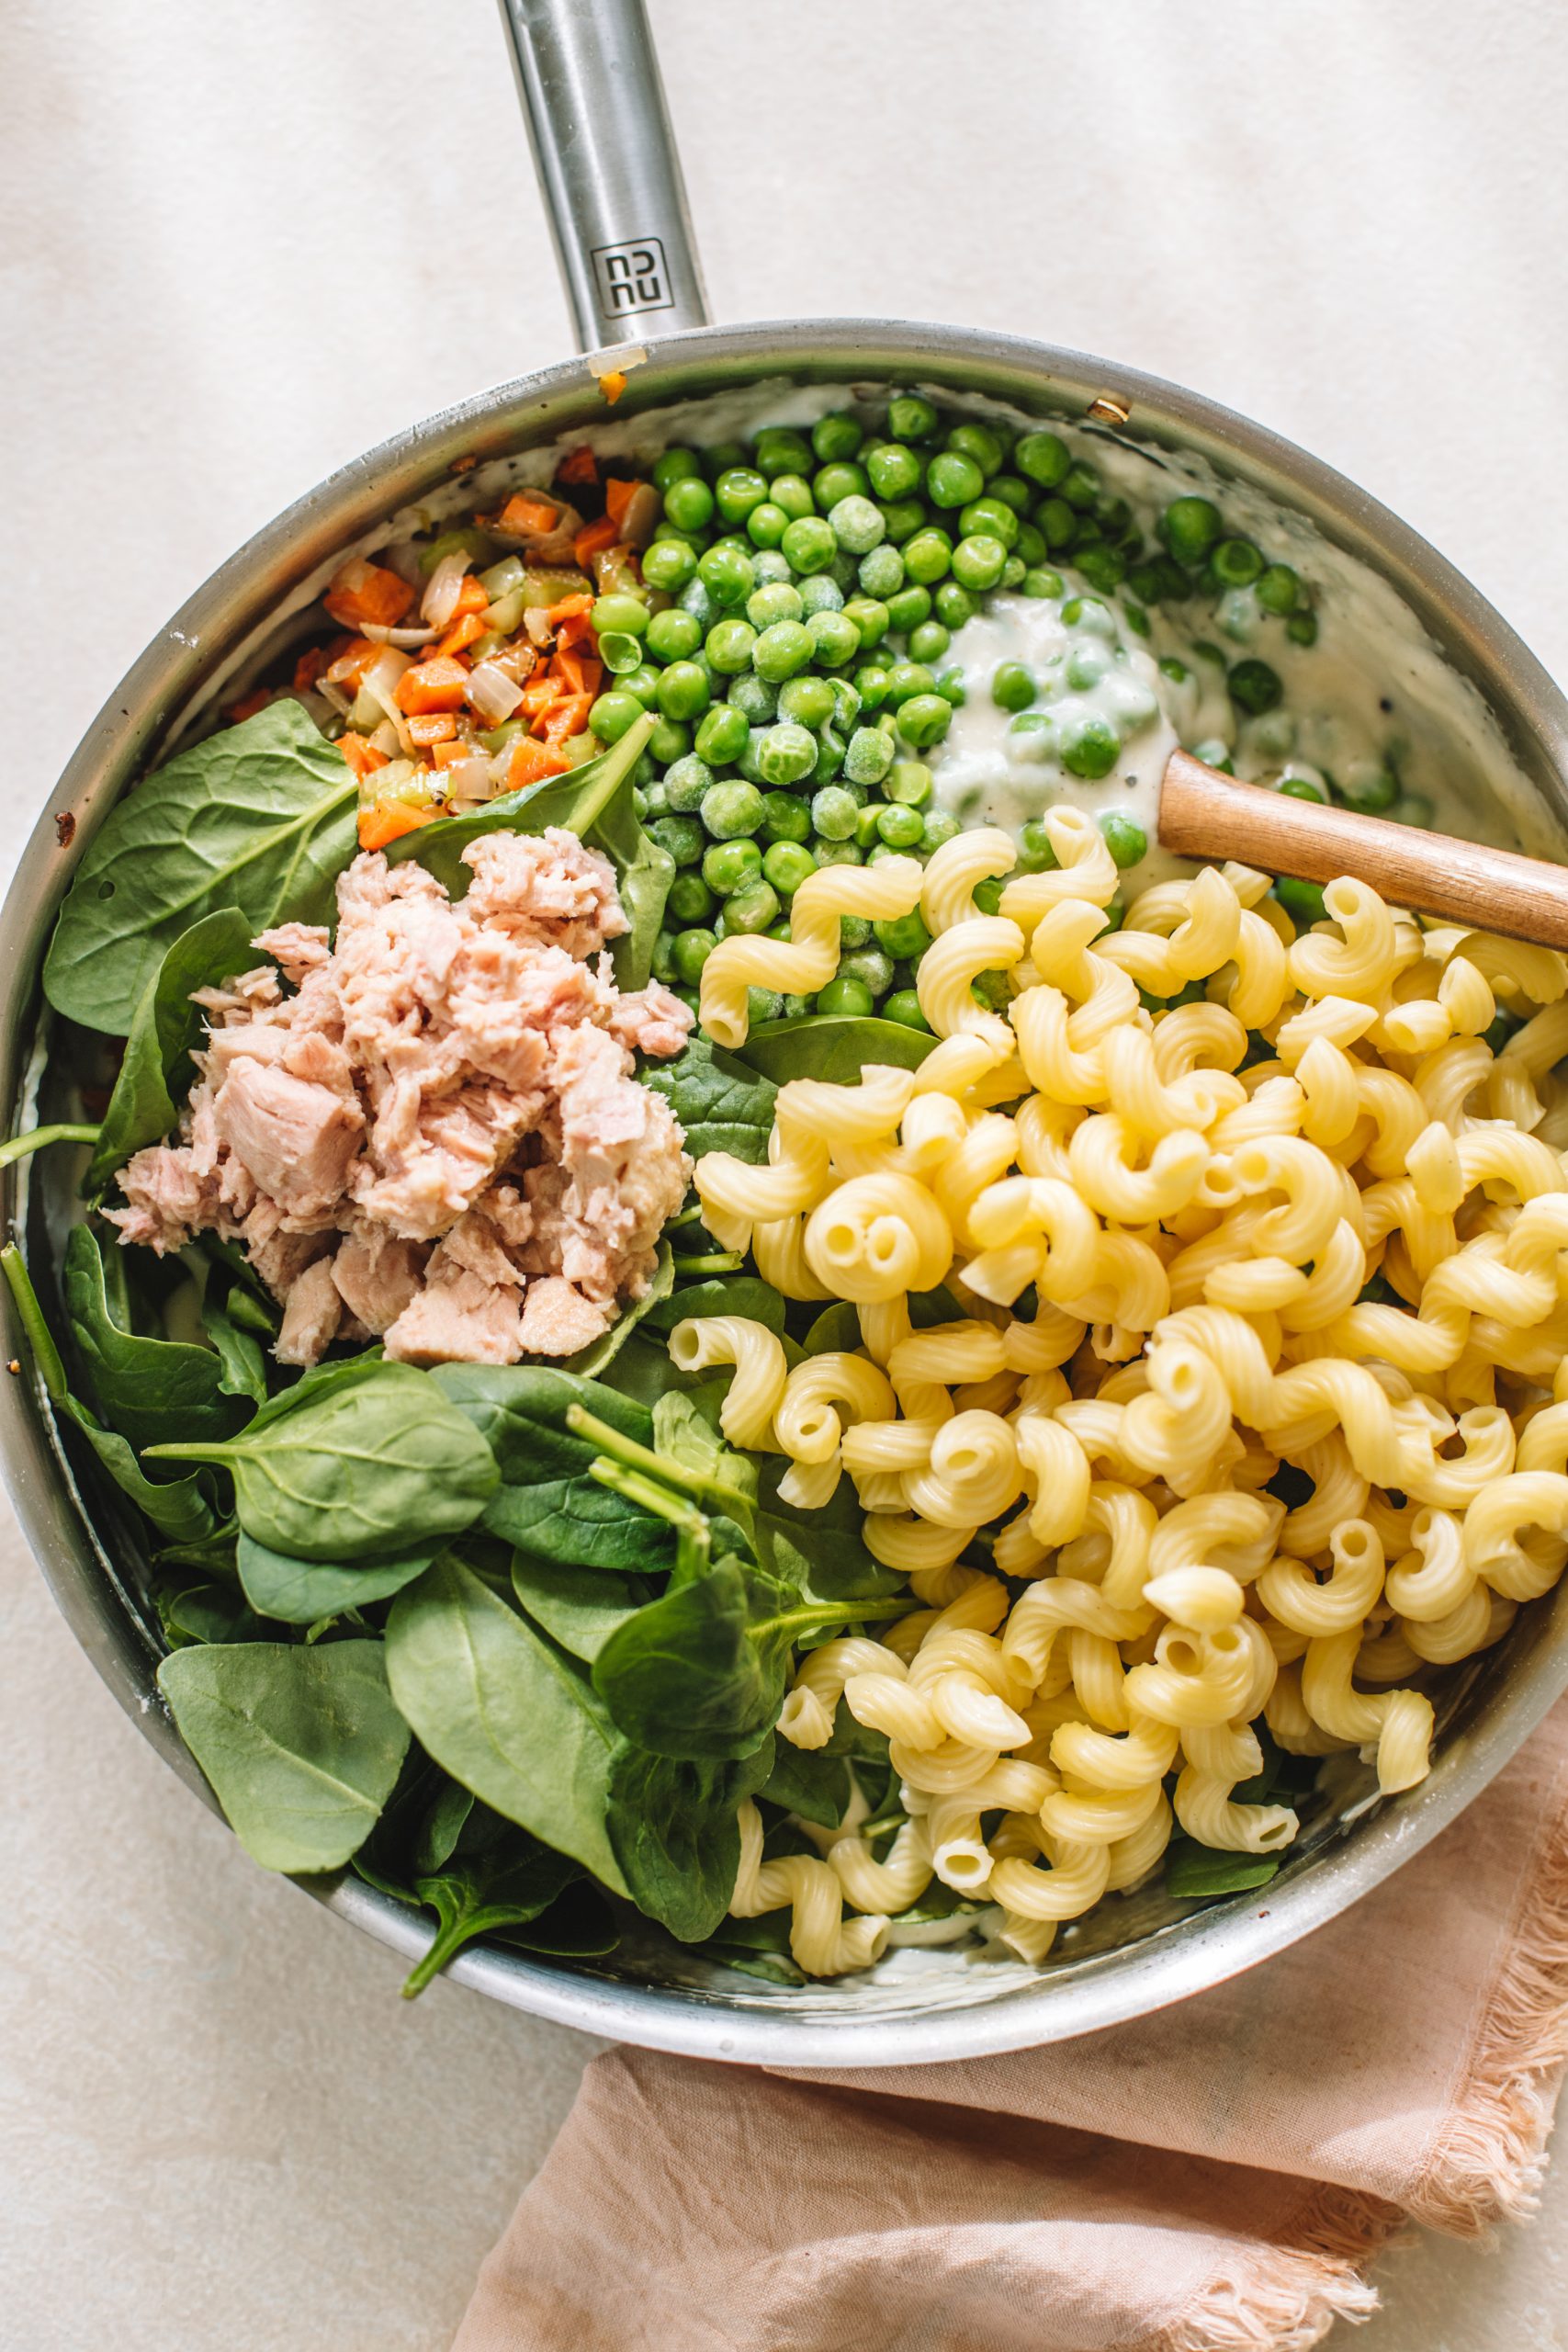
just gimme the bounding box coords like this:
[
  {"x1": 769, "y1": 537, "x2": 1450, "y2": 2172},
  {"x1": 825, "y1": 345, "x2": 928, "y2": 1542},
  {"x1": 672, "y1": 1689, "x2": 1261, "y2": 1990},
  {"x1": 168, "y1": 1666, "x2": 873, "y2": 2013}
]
[{"x1": 704, "y1": 847, "x2": 1568, "y2": 1975}]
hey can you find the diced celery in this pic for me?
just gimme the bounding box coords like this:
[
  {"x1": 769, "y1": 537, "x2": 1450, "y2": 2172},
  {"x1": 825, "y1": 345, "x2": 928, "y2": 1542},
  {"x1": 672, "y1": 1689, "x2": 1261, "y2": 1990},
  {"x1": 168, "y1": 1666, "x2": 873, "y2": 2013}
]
[
  {"x1": 478, "y1": 554, "x2": 525, "y2": 602},
  {"x1": 479, "y1": 589, "x2": 525, "y2": 637},
  {"x1": 418, "y1": 526, "x2": 497, "y2": 576}
]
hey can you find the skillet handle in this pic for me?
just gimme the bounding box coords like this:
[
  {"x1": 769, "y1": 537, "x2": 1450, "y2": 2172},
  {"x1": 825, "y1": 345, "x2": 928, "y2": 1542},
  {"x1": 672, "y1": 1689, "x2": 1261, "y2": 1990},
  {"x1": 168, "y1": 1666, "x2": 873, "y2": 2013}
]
[{"x1": 497, "y1": 0, "x2": 710, "y2": 351}]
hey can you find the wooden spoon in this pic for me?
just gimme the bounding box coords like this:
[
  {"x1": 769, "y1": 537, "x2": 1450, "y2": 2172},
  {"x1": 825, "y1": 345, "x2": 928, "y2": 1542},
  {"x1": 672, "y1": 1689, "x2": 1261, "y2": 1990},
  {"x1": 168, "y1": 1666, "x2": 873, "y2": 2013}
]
[{"x1": 1157, "y1": 749, "x2": 1568, "y2": 950}]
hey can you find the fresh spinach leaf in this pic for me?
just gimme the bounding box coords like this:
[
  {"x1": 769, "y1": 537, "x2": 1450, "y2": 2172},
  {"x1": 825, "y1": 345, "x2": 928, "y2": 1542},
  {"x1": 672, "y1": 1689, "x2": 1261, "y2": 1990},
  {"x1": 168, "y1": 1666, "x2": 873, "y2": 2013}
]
[
  {"x1": 644, "y1": 1272, "x2": 787, "y2": 1338},
  {"x1": 397, "y1": 1805, "x2": 581, "y2": 1998},
  {"x1": 85, "y1": 907, "x2": 258, "y2": 1195},
  {"x1": 45, "y1": 702, "x2": 358, "y2": 1035},
  {"x1": 432, "y1": 1364, "x2": 671, "y2": 1572},
  {"x1": 759, "y1": 1743, "x2": 852, "y2": 1830},
  {"x1": 500, "y1": 1881, "x2": 619, "y2": 1960},
  {"x1": 236, "y1": 1532, "x2": 442, "y2": 1625},
  {"x1": 157, "y1": 1638, "x2": 410, "y2": 1872},
  {"x1": 800, "y1": 1302, "x2": 862, "y2": 1356},
  {"x1": 1163, "y1": 1840, "x2": 1283, "y2": 1899},
  {"x1": 155, "y1": 1579, "x2": 268, "y2": 1648},
  {"x1": 510, "y1": 1552, "x2": 650, "y2": 1663},
  {"x1": 639, "y1": 1035, "x2": 777, "y2": 1162},
  {"x1": 698, "y1": 1908, "x2": 807, "y2": 1986},
  {"x1": 738, "y1": 1014, "x2": 936, "y2": 1084},
  {"x1": 652, "y1": 1391, "x2": 759, "y2": 1510},
  {"x1": 201, "y1": 1292, "x2": 270, "y2": 1408},
  {"x1": 384, "y1": 1554, "x2": 627, "y2": 1894},
  {"x1": 145, "y1": 1363, "x2": 499, "y2": 1561},
  {"x1": 592, "y1": 1556, "x2": 801, "y2": 1759},
  {"x1": 604, "y1": 1736, "x2": 776, "y2": 1942},
  {"x1": 755, "y1": 1457, "x2": 904, "y2": 1605},
  {"x1": 387, "y1": 715, "x2": 671, "y2": 989},
  {"x1": 64, "y1": 1222, "x2": 250, "y2": 1453}
]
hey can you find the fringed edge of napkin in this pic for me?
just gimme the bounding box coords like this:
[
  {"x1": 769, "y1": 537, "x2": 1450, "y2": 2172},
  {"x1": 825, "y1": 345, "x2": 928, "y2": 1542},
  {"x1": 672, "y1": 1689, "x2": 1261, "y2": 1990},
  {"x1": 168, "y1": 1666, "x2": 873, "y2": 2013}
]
[
  {"x1": 1156, "y1": 2182, "x2": 1402, "y2": 2352},
  {"x1": 1417, "y1": 1797, "x2": 1568, "y2": 2235}
]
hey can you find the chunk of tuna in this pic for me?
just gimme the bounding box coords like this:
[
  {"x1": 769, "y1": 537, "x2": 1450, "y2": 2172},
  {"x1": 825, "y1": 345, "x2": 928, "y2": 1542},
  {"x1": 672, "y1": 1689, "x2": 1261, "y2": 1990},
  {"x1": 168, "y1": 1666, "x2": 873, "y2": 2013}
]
[
  {"x1": 331, "y1": 1227, "x2": 426, "y2": 1335},
  {"x1": 383, "y1": 1250, "x2": 524, "y2": 1366},
  {"x1": 212, "y1": 1059, "x2": 364, "y2": 1217},
  {"x1": 519, "y1": 1276, "x2": 608, "y2": 1358},
  {"x1": 275, "y1": 1255, "x2": 344, "y2": 1366},
  {"x1": 461, "y1": 827, "x2": 626, "y2": 956}
]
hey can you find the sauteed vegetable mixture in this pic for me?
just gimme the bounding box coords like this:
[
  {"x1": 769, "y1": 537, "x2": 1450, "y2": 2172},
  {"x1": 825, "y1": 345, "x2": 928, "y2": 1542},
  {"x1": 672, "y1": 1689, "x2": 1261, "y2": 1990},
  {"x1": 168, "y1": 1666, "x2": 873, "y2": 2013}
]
[{"x1": 12, "y1": 390, "x2": 1567, "y2": 1994}]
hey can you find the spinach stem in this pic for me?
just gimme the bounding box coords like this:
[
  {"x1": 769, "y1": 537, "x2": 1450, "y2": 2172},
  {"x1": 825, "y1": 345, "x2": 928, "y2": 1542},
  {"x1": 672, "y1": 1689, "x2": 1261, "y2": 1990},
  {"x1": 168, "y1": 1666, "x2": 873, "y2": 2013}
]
[
  {"x1": 0, "y1": 1243, "x2": 67, "y2": 1401},
  {"x1": 671, "y1": 1250, "x2": 745, "y2": 1276},
  {"x1": 566, "y1": 1402, "x2": 753, "y2": 1522},
  {"x1": 857, "y1": 1811, "x2": 909, "y2": 1842},
  {"x1": 588, "y1": 1456, "x2": 708, "y2": 1540},
  {"x1": 750, "y1": 1596, "x2": 919, "y2": 1642},
  {"x1": 0, "y1": 1122, "x2": 100, "y2": 1172}
]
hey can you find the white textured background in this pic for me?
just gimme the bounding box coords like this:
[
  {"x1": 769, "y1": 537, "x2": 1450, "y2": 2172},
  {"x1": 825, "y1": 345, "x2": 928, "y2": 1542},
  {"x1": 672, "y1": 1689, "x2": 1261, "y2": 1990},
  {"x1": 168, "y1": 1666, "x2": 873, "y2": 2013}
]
[{"x1": 4, "y1": 2, "x2": 1568, "y2": 2344}]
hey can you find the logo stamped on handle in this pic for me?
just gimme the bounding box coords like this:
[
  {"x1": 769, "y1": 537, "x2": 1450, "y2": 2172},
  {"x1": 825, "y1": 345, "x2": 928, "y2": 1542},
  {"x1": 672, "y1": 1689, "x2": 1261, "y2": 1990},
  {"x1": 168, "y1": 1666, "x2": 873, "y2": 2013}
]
[{"x1": 591, "y1": 237, "x2": 673, "y2": 318}]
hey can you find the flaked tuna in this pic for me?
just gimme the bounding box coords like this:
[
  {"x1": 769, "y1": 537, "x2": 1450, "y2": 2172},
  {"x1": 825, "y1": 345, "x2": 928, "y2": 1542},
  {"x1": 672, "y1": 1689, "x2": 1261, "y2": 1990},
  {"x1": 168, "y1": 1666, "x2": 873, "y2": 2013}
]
[{"x1": 105, "y1": 828, "x2": 692, "y2": 1366}]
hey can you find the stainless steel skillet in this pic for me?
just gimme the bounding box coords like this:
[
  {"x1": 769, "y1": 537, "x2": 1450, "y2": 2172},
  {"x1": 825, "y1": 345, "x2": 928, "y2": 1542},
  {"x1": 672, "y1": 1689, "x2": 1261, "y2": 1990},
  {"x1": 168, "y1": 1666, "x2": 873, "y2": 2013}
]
[{"x1": 5, "y1": 0, "x2": 1568, "y2": 2068}]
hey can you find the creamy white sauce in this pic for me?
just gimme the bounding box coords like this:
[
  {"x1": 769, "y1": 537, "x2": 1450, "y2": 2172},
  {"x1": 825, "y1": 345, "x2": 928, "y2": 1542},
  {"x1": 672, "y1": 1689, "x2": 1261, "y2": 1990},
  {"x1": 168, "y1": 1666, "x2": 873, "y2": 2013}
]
[{"x1": 930, "y1": 406, "x2": 1564, "y2": 891}]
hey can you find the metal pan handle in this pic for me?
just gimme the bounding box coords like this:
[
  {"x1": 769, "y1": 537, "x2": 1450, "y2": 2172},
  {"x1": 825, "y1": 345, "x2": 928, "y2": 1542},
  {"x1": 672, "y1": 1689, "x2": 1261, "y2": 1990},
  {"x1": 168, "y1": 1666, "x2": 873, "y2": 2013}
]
[{"x1": 496, "y1": 0, "x2": 710, "y2": 352}]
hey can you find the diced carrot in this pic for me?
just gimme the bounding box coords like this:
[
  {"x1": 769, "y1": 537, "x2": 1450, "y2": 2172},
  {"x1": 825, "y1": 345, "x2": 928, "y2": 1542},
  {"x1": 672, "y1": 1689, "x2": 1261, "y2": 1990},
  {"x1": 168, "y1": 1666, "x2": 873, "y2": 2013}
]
[
  {"x1": 540, "y1": 692, "x2": 593, "y2": 742},
  {"x1": 338, "y1": 731, "x2": 389, "y2": 781},
  {"x1": 395, "y1": 654, "x2": 472, "y2": 715},
  {"x1": 572, "y1": 515, "x2": 619, "y2": 568},
  {"x1": 452, "y1": 574, "x2": 490, "y2": 617},
  {"x1": 408, "y1": 711, "x2": 458, "y2": 747},
  {"x1": 324, "y1": 559, "x2": 414, "y2": 630},
  {"x1": 506, "y1": 733, "x2": 572, "y2": 787},
  {"x1": 434, "y1": 611, "x2": 489, "y2": 660},
  {"x1": 226, "y1": 688, "x2": 272, "y2": 722},
  {"x1": 433, "y1": 737, "x2": 479, "y2": 769},
  {"x1": 546, "y1": 591, "x2": 594, "y2": 626},
  {"x1": 325, "y1": 636, "x2": 379, "y2": 689},
  {"x1": 555, "y1": 608, "x2": 594, "y2": 650},
  {"x1": 554, "y1": 645, "x2": 603, "y2": 700},
  {"x1": 292, "y1": 646, "x2": 326, "y2": 693},
  {"x1": 557, "y1": 446, "x2": 599, "y2": 486},
  {"x1": 358, "y1": 800, "x2": 441, "y2": 852},
  {"x1": 500, "y1": 492, "x2": 562, "y2": 537},
  {"x1": 520, "y1": 675, "x2": 564, "y2": 719},
  {"x1": 599, "y1": 370, "x2": 628, "y2": 406},
  {"x1": 604, "y1": 477, "x2": 640, "y2": 529}
]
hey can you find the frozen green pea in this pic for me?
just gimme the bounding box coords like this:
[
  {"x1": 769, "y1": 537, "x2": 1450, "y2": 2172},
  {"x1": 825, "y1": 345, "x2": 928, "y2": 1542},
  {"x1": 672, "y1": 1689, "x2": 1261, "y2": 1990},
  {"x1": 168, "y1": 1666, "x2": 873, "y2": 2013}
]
[
  {"x1": 728, "y1": 673, "x2": 778, "y2": 723},
  {"x1": 842, "y1": 595, "x2": 888, "y2": 647},
  {"x1": 763, "y1": 839, "x2": 816, "y2": 893},
  {"x1": 866, "y1": 440, "x2": 922, "y2": 499},
  {"x1": 853, "y1": 803, "x2": 883, "y2": 849},
  {"x1": 812, "y1": 784, "x2": 861, "y2": 841},
  {"x1": 1016, "y1": 817, "x2": 1059, "y2": 873},
  {"x1": 1066, "y1": 643, "x2": 1109, "y2": 691},
  {"x1": 797, "y1": 573, "x2": 844, "y2": 616},
  {"x1": 747, "y1": 987, "x2": 785, "y2": 1024},
  {"x1": 1062, "y1": 713, "x2": 1121, "y2": 779},
  {"x1": 874, "y1": 909, "x2": 932, "y2": 960},
  {"x1": 751, "y1": 548, "x2": 792, "y2": 584},
  {"x1": 920, "y1": 808, "x2": 961, "y2": 852},
  {"x1": 991, "y1": 662, "x2": 1036, "y2": 712},
  {"x1": 756, "y1": 721, "x2": 818, "y2": 786},
  {"x1": 781, "y1": 514, "x2": 837, "y2": 574},
  {"x1": 1099, "y1": 812, "x2": 1147, "y2": 869},
  {"x1": 705, "y1": 617, "x2": 757, "y2": 674},
  {"x1": 973, "y1": 877, "x2": 1003, "y2": 916},
  {"x1": 934, "y1": 667, "x2": 967, "y2": 707},
  {"x1": 886, "y1": 759, "x2": 932, "y2": 808},
  {"x1": 902, "y1": 528, "x2": 953, "y2": 585},
  {"x1": 725, "y1": 880, "x2": 782, "y2": 935},
  {"x1": 745, "y1": 502, "x2": 789, "y2": 549},
  {"x1": 747, "y1": 580, "x2": 804, "y2": 629},
  {"x1": 671, "y1": 928, "x2": 716, "y2": 985},
  {"x1": 1015, "y1": 430, "x2": 1071, "y2": 488},
  {"x1": 816, "y1": 975, "x2": 875, "y2": 1017},
  {"x1": 959, "y1": 495, "x2": 1019, "y2": 549},
  {"x1": 754, "y1": 426, "x2": 815, "y2": 478},
  {"x1": 874, "y1": 802, "x2": 925, "y2": 849},
  {"x1": 641, "y1": 538, "x2": 697, "y2": 593},
  {"x1": 648, "y1": 814, "x2": 705, "y2": 866},
  {"x1": 829, "y1": 494, "x2": 886, "y2": 554},
  {"x1": 1339, "y1": 757, "x2": 1399, "y2": 812},
  {"x1": 770, "y1": 473, "x2": 816, "y2": 522},
  {"x1": 1276, "y1": 876, "x2": 1326, "y2": 925},
  {"x1": 587, "y1": 689, "x2": 643, "y2": 743},
  {"x1": 701, "y1": 780, "x2": 766, "y2": 840},
  {"x1": 813, "y1": 838, "x2": 863, "y2": 868},
  {"x1": 1008, "y1": 712, "x2": 1059, "y2": 763},
  {"x1": 951, "y1": 534, "x2": 1007, "y2": 591},
  {"x1": 814, "y1": 461, "x2": 867, "y2": 509},
  {"x1": 644, "y1": 606, "x2": 700, "y2": 663},
  {"x1": 881, "y1": 989, "x2": 932, "y2": 1033},
  {"x1": 843, "y1": 726, "x2": 895, "y2": 786},
  {"x1": 812, "y1": 722, "x2": 846, "y2": 781},
  {"x1": 908, "y1": 619, "x2": 950, "y2": 665},
  {"x1": 859, "y1": 544, "x2": 905, "y2": 599},
  {"x1": 838, "y1": 947, "x2": 894, "y2": 997},
  {"x1": 829, "y1": 676, "x2": 863, "y2": 731},
  {"x1": 1062, "y1": 594, "x2": 1116, "y2": 639},
  {"x1": 656, "y1": 661, "x2": 710, "y2": 722},
  {"x1": 694, "y1": 704, "x2": 748, "y2": 767},
  {"x1": 854, "y1": 664, "x2": 890, "y2": 711},
  {"x1": 1229, "y1": 658, "x2": 1284, "y2": 715},
  {"x1": 897, "y1": 693, "x2": 953, "y2": 748},
  {"x1": 752, "y1": 619, "x2": 815, "y2": 681},
  {"x1": 702, "y1": 838, "x2": 762, "y2": 897},
  {"x1": 777, "y1": 673, "x2": 835, "y2": 728},
  {"x1": 879, "y1": 497, "x2": 927, "y2": 545},
  {"x1": 885, "y1": 583, "x2": 932, "y2": 636},
  {"x1": 760, "y1": 789, "x2": 812, "y2": 845},
  {"x1": 932, "y1": 580, "x2": 976, "y2": 629},
  {"x1": 808, "y1": 609, "x2": 862, "y2": 668}
]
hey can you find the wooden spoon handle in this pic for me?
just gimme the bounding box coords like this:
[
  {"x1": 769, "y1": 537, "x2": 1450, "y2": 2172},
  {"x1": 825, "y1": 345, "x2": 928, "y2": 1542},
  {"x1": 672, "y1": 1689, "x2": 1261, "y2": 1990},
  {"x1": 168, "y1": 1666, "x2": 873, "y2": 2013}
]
[{"x1": 1157, "y1": 749, "x2": 1568, "y2": 950}]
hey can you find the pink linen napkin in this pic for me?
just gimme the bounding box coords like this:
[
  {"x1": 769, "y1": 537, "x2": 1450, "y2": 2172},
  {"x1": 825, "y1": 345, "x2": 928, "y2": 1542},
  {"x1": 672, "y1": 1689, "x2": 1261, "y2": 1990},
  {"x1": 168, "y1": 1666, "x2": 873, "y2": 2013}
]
[{"x1": 453, "y1": 1699, "x2": 1568, "y2": 2351}]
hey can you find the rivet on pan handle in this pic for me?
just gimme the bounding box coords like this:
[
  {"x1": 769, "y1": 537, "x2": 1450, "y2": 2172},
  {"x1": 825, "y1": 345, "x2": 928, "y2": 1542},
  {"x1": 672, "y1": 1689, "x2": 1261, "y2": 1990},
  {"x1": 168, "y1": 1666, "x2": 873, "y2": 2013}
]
[{"x1": 496, "y1": 0, "x2": 711, "y2": 353}]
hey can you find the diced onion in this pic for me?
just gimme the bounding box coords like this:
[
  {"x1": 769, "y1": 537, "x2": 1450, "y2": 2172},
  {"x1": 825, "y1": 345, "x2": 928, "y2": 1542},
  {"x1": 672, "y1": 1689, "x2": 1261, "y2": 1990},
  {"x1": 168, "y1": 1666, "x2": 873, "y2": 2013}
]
[
  {"x1": 362, "y1": 647, "x2": 415, "y2": 752},
  {"x1": 465, "y1": 661, "x2": 525, "y2": 723},
  {"x1": 359, "y1": 620, "x2": 438, "y2": 648},
  {"x1": 367, "y1": 718, "x2": 401, "y2": 757},
  {"x1": 522, "y1": 607, "x2": 555, "y2": 648},
  {"x1": 445, "y1": 756, "x2": 495, "y2": 801},
  {"x1": 421, "y1": 549, "x2": 471, "y2": 628}
]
